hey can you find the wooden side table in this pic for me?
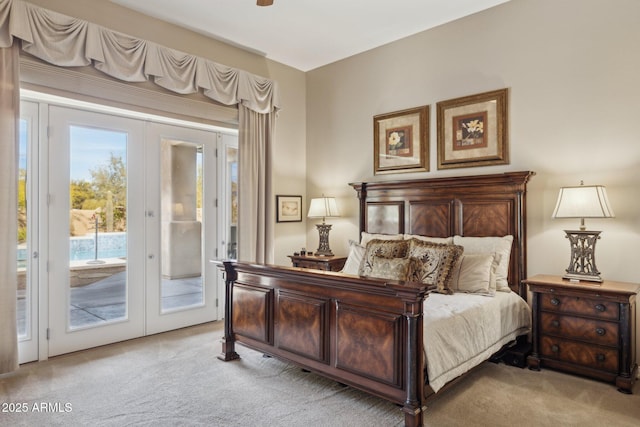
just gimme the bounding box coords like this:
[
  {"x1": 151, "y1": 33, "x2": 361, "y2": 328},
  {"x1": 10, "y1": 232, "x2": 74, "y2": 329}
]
[
  {"x1": 524, "y1": 274, "x2": 639, "y2": 393},
  {"x1": 288, "y1": 254, "x2": 346, "y2": 272}
]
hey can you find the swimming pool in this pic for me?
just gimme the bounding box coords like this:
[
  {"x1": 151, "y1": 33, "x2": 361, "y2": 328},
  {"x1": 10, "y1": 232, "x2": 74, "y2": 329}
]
[
  {"x1": 69, "y1": 232, "x2": 127, "y2": 260},
  {"x1": 17, "y1": 232, "x2": 127, "y2": 265}
]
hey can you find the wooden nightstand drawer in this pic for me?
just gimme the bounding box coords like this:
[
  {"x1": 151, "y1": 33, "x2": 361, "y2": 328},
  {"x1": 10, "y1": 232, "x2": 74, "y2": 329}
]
[
  {"x1": 288, "y1": 255, "x2": 346, "y2": 272},
  {"x1": 540, "y1": 312, "x2": 618, "y2": 347},
  {"x1": 540, "y1": 335, "x2": 618, "y2": 373},
  {"x1": 540, "y1": 294, "x2": 618, "y2": 321},
  {"x1": 294, "y1": 259, "x2": 324, "y2": 270},
  {"x1": 525, "y1": 274, "x2": 639, "y2": 393}
]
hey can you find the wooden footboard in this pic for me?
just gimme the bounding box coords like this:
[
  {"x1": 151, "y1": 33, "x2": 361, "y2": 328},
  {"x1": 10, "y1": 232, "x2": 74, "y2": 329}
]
[{"x1": 218, "y1": 260, "x2": 430, "y2": 427}]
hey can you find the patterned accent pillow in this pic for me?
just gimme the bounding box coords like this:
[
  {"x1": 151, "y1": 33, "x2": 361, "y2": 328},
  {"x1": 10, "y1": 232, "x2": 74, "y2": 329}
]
[
  {"x1": 407, "y1": 238, "x2": 463, "y2": 294},
  {"x1": 368, "y1": 256, "x2": 412, "y2": 281},
  {"x1": 358, "y1": 239, "x2": 409, "y2": 277},
  {"x1": 360, "y1": 232, "x2": 404, "y2": 246},
  {"x1": 403, "y1": 234, "x2": 453, "y2": 245}
]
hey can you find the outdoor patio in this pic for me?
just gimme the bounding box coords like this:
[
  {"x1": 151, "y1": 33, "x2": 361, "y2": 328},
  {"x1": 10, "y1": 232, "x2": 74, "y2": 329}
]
[{"x1": 17, "y1": 272, "x2": 203, "y2": 332}]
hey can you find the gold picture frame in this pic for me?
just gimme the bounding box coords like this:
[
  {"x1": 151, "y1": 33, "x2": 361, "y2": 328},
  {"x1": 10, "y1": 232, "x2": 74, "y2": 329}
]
[
  {"x1": 276, "y1": 195, "x2": 302, "y2": 223},
  {"x1": 436, "y1": 89, "x2": 509, "y2": 169},
  {"x1": 373, "y1": 105, "x2": 429, "y2": 175}
]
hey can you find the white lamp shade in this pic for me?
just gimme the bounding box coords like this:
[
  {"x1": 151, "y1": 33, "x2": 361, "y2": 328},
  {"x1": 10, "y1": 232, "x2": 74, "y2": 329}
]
[
  {"x1": 308, "y1": 197, "x2": 340, "y2": 219},
  {"x1": 552, "y1": 185, "x2": 615, "y2": 218}
]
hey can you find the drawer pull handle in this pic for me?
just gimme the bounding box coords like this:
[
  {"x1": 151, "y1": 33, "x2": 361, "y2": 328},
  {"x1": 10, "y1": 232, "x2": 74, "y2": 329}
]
[
  {"x1": 550, "y1": 298, "x2": 560, "y2": 306},
  {"x1": 595, "y1": 328, "x2": 605, "y2": 336},
  {"x1": 551, "y1": 320, "x2": 560, "y2": 328},
  {"x1": 551, "y1": 344, "x2": 559, "y2": 353},
  {"x1": 596, "y1": 354, "x2": 605, "y2": 362},
  {"x1": 595, "y1": 304, "x2": 606, "y2": 312}
]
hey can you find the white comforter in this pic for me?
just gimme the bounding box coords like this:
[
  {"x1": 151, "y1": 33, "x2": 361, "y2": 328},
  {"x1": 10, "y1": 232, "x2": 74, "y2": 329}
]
[{"x1": 423, "y1": 291, "x2": 531, "y2": 392}]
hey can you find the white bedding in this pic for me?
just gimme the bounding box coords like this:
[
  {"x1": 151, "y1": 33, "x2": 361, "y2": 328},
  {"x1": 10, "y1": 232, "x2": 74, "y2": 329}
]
[{"x1": 423, "y1": 291, "x2": 531, "y2": 392}]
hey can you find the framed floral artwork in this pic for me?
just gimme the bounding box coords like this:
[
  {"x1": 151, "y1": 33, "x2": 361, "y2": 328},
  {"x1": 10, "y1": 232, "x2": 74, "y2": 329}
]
[
  {"x1": 373, "y1": 105, "x2": 429, "y2": 175},
  {"x1": 436, "y1": 89, "x2": 509, "y2": 169},
  {"x1": 276, "y1": 195, "x2": 302, "y2": 222}
]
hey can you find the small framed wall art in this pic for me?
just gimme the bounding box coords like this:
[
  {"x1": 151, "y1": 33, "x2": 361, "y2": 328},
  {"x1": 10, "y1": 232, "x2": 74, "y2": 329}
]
[
  {"x1": 373, "y1": 105, "x2": 429, "y2": 175},
  {"x1": 276, "y1": 195, "x2": 303, "y2": 222},
  {"x1": 436, "y1": 88, "x2": 509, "y2": 169}
]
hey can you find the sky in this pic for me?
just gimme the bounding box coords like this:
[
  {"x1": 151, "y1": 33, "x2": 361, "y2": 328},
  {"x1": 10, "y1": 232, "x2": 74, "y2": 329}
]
[
  {"x1": 69, "y1": 126, "x2": 127, "y2": 182},
  {"x1": 20, "y1": 120, "x2": 127, "y2": 182}
]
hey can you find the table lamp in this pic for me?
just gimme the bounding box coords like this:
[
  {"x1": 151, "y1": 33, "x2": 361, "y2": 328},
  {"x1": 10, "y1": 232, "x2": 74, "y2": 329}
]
[
  {"x1": 307, "y1": 196, "x2": 340, "y2": 256},
  {"x1": 552, "y1": 181, "x2": 614, "y2": 282}
]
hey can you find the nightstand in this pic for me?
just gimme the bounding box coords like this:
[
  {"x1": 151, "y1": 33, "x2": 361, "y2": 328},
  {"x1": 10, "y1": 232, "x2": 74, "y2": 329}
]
[
  {"x1": 288, "y1": 254, "x2": 346, "y2": 272},
  {"x1": 524, "y1": 274, "x2": 639, "y2": 393}
]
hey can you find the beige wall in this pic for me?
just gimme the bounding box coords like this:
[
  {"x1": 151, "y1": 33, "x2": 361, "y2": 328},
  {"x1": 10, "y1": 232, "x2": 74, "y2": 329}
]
[
  {"x1": 27, "y1": 0, "x2": 308, "y2": 265},
  {"x1": 307, "y1": 0, "x2": 640, "y2": 362},
  {"x1": 307, "y1": 0, "x2": 640, "y2": 275}
]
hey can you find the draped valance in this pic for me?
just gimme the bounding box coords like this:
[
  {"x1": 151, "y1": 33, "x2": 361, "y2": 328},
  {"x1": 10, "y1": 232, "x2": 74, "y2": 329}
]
[{"x1": 0, "y1": 0, "x2": 280, "y2": 114}]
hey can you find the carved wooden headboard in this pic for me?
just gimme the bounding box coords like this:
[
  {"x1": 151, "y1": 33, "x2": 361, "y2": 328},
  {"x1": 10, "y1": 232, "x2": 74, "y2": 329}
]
[{"x1": 350, "y1": 171, "x2": 535, "y2": 296}]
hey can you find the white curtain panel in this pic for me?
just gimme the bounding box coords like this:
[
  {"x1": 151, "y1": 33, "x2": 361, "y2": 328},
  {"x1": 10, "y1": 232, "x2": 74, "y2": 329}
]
[
  {"x1": 0, "y1": 0, "x2": 279, "y2": 368},
  {"x1": 0, "y1": 43, "x2": 19, "y2": 375}
]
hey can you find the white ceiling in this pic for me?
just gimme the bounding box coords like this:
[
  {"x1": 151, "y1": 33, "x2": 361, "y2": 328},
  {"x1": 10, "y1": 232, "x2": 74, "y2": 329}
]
[{"x1": 111, "y1": 0, "x2": 511, "y2": 72}]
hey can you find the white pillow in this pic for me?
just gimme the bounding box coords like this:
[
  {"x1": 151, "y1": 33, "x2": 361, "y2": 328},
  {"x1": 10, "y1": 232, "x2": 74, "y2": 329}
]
[
  {"x1": 341, "y1": 240, "x2": 365, "y2": 275},
  {"x1": 452, "y1": 235, "x2": 513, "y2": 292},
  {"x1": 403, "y1": 234, "x2": 453, "y2": 244},
  {"x1": 360, "y1": 231, "x2": 403, "y2": 246},
  {"x1": 450, "y1": 253, "x2": 497, "y2": 296}
]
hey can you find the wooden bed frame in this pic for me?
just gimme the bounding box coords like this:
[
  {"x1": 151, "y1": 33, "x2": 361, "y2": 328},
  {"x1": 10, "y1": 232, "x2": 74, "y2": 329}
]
[{"x1": 218, "y1": 171, "x2": 534, "y2": 426}]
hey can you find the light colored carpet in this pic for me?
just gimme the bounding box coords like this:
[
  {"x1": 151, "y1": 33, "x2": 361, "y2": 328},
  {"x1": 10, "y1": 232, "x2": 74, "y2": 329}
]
[{"x1": 1, "y1": 321, "x2": 638, "y2": 426}]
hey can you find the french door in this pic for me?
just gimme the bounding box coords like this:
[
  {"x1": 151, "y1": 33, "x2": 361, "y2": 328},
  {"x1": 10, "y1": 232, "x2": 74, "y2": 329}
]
[
  {"x1": 45, "y1": 105, "x2": 227, "y2": 356},
  {"x1": 48, "y1": 107, "x2": 146, "y2": 356},
  {"x1": 144, "y1": 123, "x2": 219, "y2": 334}
]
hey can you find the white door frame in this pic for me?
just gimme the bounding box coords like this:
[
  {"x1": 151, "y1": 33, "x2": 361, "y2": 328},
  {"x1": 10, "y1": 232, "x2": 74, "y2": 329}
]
[
  {"x1": 216, "y1": 133, "x2": 239, "y2": 320},
  {"x1": 17, "y1": 100, "x2": 40, "y2": 364},
  {"x1": 19, "y1": 91, "x2": 237, "y2": 361}
]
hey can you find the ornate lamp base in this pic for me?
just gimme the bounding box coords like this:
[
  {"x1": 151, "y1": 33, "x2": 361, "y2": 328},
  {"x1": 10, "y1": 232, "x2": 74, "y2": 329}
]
[
  {"x1": 562, "y1": 229, "x2": 603, "y2": 282},
  {"x1": 315, "y1": 223, "x2": 334, "y2": 256}
]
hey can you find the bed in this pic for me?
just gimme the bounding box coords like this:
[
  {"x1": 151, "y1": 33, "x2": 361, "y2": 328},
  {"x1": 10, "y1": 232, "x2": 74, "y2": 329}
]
[{"x1": 217, "y1": 171, "x2": 534, "y2": 427}]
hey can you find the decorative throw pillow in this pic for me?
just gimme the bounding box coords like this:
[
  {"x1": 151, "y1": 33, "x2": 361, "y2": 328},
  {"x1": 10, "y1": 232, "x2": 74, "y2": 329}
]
[
  {"x1": 358, "y1": 239, "x2": 409, "y2": 277},
  {"x1": 450, "y1": 253, "x2": 497, "y2": 296},
  {"x1": 406, "y1": 238, "x2": 463, "y2": 294},
  {"x1": 360, "y1": 232, "x2": 403, "y2": 246},
  {"x1": 453, "y1": 235, "x2": 513, "y2": 292},
  {"x1": 341, "y1": 240, "x2": 365, "y2": 275},
  {"x1": 368, "y1": 255, "x2": 412, "y2": 281}
]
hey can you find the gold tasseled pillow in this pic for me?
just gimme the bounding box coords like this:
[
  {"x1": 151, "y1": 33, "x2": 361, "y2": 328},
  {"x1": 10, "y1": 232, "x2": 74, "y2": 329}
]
[
  {"x1": 358, "y1": 239, "x2": 409, "y2": 277},
  {"x1": 407, "y1": 238, "x2": 463, "y2": 294},
  {"x1": 367, "y1": 255, "x2": 413, "y2": 281}
]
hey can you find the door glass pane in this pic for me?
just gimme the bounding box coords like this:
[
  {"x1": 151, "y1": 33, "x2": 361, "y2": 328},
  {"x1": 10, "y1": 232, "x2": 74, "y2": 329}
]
[
  {"x1": 69, "y1": 126, "x2": 127, "y2": 329},
  {"x1": 226, "y1": 146, "x2": 238, "y2": 259},
  {"x1": 17, "y1": 119, "x2": 29, "y2": 339},
  {"x1": 160, "y1": 139, "x2": 204, "y2": 312}
]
